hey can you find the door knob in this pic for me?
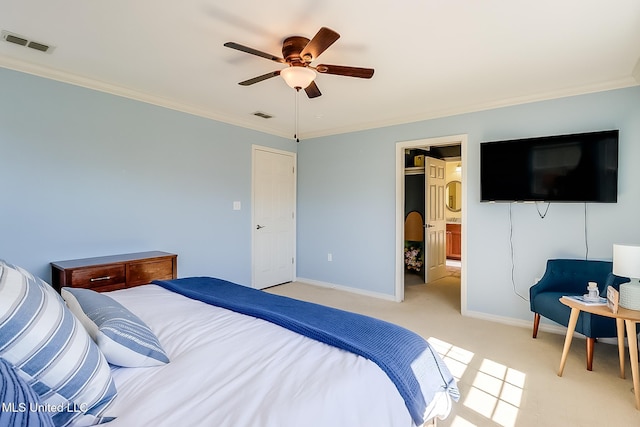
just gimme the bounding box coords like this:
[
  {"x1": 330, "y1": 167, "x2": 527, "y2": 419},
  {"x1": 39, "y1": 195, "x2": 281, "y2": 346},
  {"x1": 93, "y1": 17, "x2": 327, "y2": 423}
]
[
  {"x1": 425, "y1": 224, "x2": 435, "y2": 228},
  {"x1": 256, "y1": 224, "x2": 266, "y2": 230}
]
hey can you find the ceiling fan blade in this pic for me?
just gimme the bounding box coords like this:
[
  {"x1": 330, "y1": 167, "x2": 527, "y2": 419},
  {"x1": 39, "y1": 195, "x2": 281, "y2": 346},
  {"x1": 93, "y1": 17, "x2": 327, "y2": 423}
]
[
  {"x1": 315, "y1": 64, "x2": 374, "y2": 79},
  {"x1": 238, "y1": 70, "x2": 281, "y2": 86},
  {"x1": 300, "y1": 27, "x2": 340, "y2": 62},
  {"x1": 304, "y1": 81, "x2": 322, "y2": 98},
  {"x1": 224, "y1": 42, "x2": 285, "y2": 63}
]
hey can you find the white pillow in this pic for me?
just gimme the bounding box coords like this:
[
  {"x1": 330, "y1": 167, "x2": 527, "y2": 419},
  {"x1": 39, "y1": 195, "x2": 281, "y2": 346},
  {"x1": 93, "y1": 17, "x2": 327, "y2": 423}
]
[
  {"x1": 0, "y1": 260, "x2": 117, "y2": 427},
  {"x1": 62, "y1": 287, "x2": 170, "y2": 367}
]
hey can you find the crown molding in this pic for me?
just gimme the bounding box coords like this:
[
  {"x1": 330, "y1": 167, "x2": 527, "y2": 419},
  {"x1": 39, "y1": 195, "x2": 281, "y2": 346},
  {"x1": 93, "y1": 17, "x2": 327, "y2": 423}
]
[
  {"x1": 303, "y1": 77, "x2": 640, "y2": 139},
  {"x1": 2, "y1": 54, "x2": 638, "y2": 141},
  {"x1": 633, "y1": 56, "x2": 640, "y2": 83},
  {"x1": 0, "y1": 55, "x2": 291, "y2": 139}
]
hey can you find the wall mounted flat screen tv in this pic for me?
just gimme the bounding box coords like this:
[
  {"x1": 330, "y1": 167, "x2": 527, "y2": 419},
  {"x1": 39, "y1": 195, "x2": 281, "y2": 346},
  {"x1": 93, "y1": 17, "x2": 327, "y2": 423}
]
[{"x1": 480, "y1": 130, "x2": 618, "y2": 203}]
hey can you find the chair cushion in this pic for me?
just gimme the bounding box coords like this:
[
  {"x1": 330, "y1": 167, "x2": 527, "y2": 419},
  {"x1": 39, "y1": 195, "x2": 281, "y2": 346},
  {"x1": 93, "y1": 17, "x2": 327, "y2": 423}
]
[
  {"x1": 532, "y1": 291, "x2": 617, "y2": 338},
  {"x1": 533, "y1": 292, "x2": 572, "y2": 325}
]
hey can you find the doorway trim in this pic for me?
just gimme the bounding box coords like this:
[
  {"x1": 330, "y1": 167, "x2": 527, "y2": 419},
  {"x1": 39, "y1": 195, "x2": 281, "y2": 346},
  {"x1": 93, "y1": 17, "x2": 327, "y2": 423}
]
[{"x1": 395, "y1": 134, "x2": 468, "y2": 315}]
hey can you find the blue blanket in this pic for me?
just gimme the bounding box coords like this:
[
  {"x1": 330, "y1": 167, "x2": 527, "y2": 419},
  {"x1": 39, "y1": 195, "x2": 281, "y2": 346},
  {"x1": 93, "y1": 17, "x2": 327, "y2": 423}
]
[{"x1": 152, "y1": 277, "x2": 459, "y2": 424}]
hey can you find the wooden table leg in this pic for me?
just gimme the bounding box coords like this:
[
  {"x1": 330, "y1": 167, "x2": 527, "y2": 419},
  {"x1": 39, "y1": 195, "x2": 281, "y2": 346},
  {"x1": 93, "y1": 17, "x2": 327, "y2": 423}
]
[
  {"x1": 625, "y1": 320, "x2": 640, "y2": 410},
  {"x1": 617, "y1": 318, "x2": 626, "y2": 379},
  {"x1": 558, "y1": 307, "x2": 580, "y2": 377}
]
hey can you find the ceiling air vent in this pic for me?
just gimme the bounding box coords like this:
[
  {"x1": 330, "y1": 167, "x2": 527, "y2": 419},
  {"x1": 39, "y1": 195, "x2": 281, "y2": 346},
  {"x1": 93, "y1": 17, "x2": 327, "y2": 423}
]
[
  {"x1": 4, "y1": 33, "x2": 27, "y2": 46},
  {"x1": 2, "y1": 30, "x2": 53, "y2": 53},
  {"x1": 253, "y1": 111, "x2": 273, "y2": 119},
  {"x1": 27, "y1": 41, "x2": 50, "y2": 52}
]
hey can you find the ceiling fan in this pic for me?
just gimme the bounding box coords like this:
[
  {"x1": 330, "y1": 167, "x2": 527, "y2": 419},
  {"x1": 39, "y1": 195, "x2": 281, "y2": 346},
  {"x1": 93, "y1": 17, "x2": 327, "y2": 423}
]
[{"x1": 224, "y1": 27, "x2": 374, "y2": 98}]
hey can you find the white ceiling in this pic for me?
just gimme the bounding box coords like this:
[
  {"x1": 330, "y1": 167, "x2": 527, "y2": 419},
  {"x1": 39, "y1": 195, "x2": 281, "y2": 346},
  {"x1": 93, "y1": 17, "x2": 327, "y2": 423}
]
[{"x1": 1, "y1": 1, "x2": 639, "y2": 140}]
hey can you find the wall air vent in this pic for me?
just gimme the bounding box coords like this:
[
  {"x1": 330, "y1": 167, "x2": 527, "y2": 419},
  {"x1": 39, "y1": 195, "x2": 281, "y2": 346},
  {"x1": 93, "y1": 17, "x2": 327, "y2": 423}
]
[
  {"x1": 252, "y1": 111, "x2": 273, "y2": 119},
  {"x1": 2, "y1": 30, "x2": 54, "y2": 53}
]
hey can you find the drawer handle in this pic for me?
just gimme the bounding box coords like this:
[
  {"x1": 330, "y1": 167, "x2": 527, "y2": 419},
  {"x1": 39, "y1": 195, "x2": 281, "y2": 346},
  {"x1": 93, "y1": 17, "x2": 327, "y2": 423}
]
[{"x1": 90, "y1": 276, "x2": 111, "y2": 282}]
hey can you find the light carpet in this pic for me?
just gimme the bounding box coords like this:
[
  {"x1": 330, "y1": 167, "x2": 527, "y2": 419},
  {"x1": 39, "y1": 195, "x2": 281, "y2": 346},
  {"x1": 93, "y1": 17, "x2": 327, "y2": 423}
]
[{"x1": 267, "y1": 275, "x2": 640, "y2": 427}]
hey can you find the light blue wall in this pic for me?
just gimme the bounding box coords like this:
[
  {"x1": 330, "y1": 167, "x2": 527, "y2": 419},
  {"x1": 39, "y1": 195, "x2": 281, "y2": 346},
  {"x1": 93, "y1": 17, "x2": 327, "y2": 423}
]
[
  {"x1": 2, "y1": 64, "x2": 639, "y2": 324},
  {"x1": 298, "y1": 86, "x2": 640, "y2": 322},
  {"x1": 0, "y1": 67, "x2": 296, "y2": 285}
]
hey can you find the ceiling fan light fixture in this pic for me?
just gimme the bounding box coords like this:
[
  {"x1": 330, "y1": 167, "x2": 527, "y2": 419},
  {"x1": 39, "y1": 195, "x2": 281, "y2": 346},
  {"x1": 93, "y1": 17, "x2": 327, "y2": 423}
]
[{"x1": 280, "y1": 66, "x2": 316, "y2": 89}]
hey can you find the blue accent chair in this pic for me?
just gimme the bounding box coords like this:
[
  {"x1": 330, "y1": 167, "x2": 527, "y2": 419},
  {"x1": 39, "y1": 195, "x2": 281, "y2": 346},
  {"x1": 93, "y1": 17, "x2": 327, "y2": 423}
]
[{"x1": 530, "y1": 259, "x2": 629, "y2": 370}]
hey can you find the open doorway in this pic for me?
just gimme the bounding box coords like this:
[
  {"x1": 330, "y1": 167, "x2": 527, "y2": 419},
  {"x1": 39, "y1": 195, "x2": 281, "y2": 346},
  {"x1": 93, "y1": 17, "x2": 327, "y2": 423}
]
[
  {"x1": 394, "y1": 134, "x2": 467, "y2": 314},
  {"x1": 404, "y1": 147, "x2": 461, "y2": 284}
]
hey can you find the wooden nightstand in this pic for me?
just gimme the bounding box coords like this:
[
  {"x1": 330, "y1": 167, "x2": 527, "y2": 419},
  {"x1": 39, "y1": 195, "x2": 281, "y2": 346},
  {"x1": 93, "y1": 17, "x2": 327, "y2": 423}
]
[
  {"x1": 51, "y1": 251, "x2": 177, "y2": 293},
  {"x1": 558, "y1": 296, "x2": 640, "y2": 410}
]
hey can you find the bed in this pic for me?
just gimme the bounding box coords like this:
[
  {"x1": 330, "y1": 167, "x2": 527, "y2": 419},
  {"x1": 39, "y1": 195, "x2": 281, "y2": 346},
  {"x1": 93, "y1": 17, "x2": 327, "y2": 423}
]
[{"x1": 0, "y1": 259, "x2": 459, "y2": 427}]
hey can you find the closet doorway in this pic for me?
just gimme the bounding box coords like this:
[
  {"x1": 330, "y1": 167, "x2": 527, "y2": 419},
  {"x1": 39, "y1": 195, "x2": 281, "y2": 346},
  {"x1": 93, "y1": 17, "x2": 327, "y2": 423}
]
[
  {"x1": 394, "y1": 135, "x2": 467, "y2": 312},
  {"x1": 251, "y1": 145, "x2": 296, "y2": 289}
]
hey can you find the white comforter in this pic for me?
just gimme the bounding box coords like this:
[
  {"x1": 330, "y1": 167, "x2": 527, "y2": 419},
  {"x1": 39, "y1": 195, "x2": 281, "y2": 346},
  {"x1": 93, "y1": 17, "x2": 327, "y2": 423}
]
[{"x1": 102, "y1": 285, "x2": 451, "y2": 426}]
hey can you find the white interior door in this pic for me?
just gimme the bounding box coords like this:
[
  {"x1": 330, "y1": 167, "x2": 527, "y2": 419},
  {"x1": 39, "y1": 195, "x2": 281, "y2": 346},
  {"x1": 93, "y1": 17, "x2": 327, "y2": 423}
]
[
  {"x1": 252, "y1": 146, "x2": 296, "y2": 289},
  {"x1": 425, "y1": 157, "x2": 447, "y2": 282}
]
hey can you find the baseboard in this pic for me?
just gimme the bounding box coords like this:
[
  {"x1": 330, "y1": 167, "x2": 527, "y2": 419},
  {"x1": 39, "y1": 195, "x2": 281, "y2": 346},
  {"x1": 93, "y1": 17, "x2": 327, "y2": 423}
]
[
  {"x1": 464, "y1": 309, "x2": 543, "y2": 331},
  {"x1": 295, "y1": 277, "x2": 398, "y2": 302}
]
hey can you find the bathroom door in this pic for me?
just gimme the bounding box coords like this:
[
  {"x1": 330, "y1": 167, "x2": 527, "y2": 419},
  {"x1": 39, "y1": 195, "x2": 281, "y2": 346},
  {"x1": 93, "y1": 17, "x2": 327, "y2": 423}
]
[{"x1": 425, "y1": 157, "x2": 447, "y2": 282}]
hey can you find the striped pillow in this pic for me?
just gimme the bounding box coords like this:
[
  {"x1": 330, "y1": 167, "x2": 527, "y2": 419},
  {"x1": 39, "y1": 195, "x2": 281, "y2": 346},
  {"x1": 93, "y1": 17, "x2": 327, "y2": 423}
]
[
  {"x1": 61, "y1": 287, "x2": 169, "y2": 367},
  {"x1": 0, "y1": 260, "x2": 117, "y2": 427},
  {"x1": 0, "y1": 357, "x2": 55, "y2": 427}
]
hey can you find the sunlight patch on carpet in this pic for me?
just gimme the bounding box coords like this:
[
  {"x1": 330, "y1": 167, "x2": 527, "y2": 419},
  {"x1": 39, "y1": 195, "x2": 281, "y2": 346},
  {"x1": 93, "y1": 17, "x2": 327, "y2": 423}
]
[{"x1": 427, "y1": 338, "x2": 525, "y2": 427}]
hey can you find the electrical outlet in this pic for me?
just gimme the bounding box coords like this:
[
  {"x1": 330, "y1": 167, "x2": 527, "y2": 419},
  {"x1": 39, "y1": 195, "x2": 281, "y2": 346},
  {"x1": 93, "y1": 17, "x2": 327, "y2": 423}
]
[{"x1": 327, "y1": 253, "x2": 332, "y2": 262}]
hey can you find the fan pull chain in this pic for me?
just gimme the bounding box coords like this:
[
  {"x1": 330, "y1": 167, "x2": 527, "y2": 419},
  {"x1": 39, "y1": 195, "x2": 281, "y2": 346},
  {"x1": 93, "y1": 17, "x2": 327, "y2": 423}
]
[{"x1": 294, "y1": 88, "x2": 300, "y2": 143}]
